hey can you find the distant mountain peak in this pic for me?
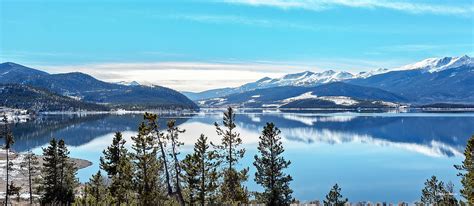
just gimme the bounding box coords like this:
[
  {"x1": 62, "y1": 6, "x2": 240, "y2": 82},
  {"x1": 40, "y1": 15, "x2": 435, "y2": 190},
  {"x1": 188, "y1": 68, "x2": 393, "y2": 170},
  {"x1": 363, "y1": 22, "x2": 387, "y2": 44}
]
[
  {"x1": 0, "y1": 61, "x2": 49, "y2": 77},
  {"x1": 281, "y1": 70, "x2": 315, "y2": 80},
  {"x1": 398, "y1": 55, "x2": 473, "y2": 73}
]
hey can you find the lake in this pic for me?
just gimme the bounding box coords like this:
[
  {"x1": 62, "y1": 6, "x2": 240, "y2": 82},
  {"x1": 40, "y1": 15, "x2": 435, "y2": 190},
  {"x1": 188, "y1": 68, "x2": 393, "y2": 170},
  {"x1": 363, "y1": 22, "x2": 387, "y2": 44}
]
[{"x1": 10, "y1": 109, "x2": 474, "y2": 203}]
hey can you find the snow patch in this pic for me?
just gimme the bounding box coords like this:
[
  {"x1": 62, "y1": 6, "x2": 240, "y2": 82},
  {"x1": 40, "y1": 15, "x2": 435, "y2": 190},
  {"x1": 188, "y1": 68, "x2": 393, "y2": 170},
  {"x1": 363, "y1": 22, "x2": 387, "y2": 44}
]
[
  {"x1": 282, "y1": 92, "x2": 318, "y2": 103},
  {"x1": 318, "y1": 96, "x2": 359, "y2": 106}
]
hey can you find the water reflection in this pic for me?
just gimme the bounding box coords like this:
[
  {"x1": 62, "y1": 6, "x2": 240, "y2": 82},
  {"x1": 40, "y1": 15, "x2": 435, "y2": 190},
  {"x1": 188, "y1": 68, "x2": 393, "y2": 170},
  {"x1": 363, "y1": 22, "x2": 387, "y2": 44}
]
[{"x1": 9, "y1": 111, "x2": 474, "y2": 202}]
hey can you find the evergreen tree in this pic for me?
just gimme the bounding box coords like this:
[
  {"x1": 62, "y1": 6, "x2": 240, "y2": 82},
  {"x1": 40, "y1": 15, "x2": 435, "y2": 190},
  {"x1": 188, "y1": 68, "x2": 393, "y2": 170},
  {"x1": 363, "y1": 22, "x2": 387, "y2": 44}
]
[
  {"x1": 213, "y1": 107, "x2": 249, "y2": 203},
  {"x1": 142, "y1": 113, "x2": 185, "y2": 205},
  {"x1": 39, "y1": 138, "x2": 78, "y2": 205},
  {"x1": 85, "y1": 170, "x2": 108, "y2": 205},
  {"x1": 100, "y1": 132, "x2": 134, "y2": 205},
  {"x1": 182, "y1": 134, "x2": 220, "y2": 206},
  {"x1": 253, "y1": 122, "x2": 293, "y2": 205},
  {"x1": 20, "y1": 150, "x2": 40, "y2": 204},
  {"x1": 58, "y1": 139, "x2": 79, "y2": 204},
  {"x1": 182, "y1": 154, "x2": 199, "y2": 205},
  {"x1": 2, "y1": 115, "x2": 14, "y2": 205},
  {"x1": 455, "y1": 135, "x2": 474, "y2": 204},
  {"x1": 131, "y1": 119, "x2": 163, "y2": 205},
  {"x1": 324, "y1": 184, "x2": 348, "y2": 206},
  {"x1": 193, "y1": 134, "x2": 219, "y2": 206},
  {"x1": 421, "y1": 176, "x2": 445, "y2": 205},
  {"x1": 39, "y1": 138, "x2": 60, "y2": 204},
  {"x1": 166, "y1": 120, "x2": 186, "y2": 205}
]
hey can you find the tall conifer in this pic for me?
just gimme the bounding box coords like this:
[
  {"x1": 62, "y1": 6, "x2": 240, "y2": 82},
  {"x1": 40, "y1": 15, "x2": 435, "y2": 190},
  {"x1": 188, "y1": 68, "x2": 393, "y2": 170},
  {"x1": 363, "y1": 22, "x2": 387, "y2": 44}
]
[
  {"x1": 131, "y1": 121, "x2": 163, "y2": 205},
  {"x1": 213, "y1": 107, "x2": 248, "y2": 203},
  {"x1": 455, "y1": 135, "x2": 474, "y2": 204},
  {"x1": 39, "y1": 138, "x2": 78, "y2": 205},
  {"x1": 253, "y1": 122, "x2": 293, "y2": 205},
  {"x1": 100, "y1": 132, "x2": 134, "y2": 205}
]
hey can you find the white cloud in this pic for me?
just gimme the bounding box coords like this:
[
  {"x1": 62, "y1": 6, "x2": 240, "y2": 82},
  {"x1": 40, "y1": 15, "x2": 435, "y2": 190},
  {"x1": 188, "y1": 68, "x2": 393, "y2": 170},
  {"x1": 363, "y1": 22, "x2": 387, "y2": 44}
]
[
  {"x1": 34, "y1": 57, "x2": 410, "y2": 92},
  {"x1": 38, "y1": 61, "x2": 297, "y2": 92},
  {"x1": 222, "y1": 0, "x2": 474, "y2": 16}
]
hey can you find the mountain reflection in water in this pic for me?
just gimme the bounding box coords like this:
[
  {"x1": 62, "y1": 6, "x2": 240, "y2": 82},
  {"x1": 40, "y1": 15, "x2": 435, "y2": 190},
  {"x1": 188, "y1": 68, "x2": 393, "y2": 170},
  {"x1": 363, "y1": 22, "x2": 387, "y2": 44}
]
[{"x1": 9, "y1": 111, "x2": 474, "y2": 203}]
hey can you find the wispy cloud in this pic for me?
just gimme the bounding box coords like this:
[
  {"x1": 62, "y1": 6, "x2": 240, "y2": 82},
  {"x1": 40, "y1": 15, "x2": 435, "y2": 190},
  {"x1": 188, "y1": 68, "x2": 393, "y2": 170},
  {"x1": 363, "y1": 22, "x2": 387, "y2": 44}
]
[
  {"x1": 167, "y1": 14, "x2": 346, "y2": 31},
  {"x1": 221, "y1": 0, "x2": 474, "y2": 16}
]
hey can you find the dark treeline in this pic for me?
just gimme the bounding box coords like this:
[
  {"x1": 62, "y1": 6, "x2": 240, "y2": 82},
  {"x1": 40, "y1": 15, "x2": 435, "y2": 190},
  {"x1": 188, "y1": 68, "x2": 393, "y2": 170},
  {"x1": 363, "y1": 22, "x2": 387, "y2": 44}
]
[{"x1": 1, "y1": 107, "x2": 473, "y2": 205}]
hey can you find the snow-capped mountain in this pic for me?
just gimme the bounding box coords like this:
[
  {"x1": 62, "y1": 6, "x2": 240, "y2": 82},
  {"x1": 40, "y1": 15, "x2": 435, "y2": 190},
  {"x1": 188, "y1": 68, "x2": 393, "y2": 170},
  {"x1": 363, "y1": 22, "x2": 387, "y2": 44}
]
[
  {"x1": 349, "y1": 55, "x2": 474, "y2": 103},
  {"x1": 397, "y1": 55, "x2": 473, "y2": 73},
  {"x1": 258, "y1": 70, "x2": 354, "y2": 87},
  {"x1": 184, "y1": 70, "x2": 355, "y2": 100},
  {"x1": 185, "y1": 55, "x2": 473, "y2": 103},
  {"x1": 198, "y1": 82, "x2": 405, "y2": 108}
]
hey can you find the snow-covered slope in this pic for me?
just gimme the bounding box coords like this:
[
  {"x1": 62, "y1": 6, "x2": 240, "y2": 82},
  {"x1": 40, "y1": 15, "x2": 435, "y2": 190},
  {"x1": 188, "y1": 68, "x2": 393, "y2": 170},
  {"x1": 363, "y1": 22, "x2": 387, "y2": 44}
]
[
  {"x1": 355, "y1": 68, "x2": 389, "y2": 79},
  {"x1": 397, "y1": 55, "x2": 473, "y2": 73},
  {"x1": 258, "y1": 70, "x2": 354, "y2": 87},
  {"x1": 184, "y1": 55, "x2": 473, "y2": 101}
]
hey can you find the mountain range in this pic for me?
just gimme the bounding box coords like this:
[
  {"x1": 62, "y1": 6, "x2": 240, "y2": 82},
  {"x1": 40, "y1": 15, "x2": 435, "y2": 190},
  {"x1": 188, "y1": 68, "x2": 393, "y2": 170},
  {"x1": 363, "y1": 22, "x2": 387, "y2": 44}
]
[
  {"x1": 1, "y1": 55, "x2": 472, "y2": 111},
  {"x1": 186, "y1": 55, "x2": 474, "y2": 107},
  {"x1": 0, "y1": 62, "x2": 198, "y2": 111}
]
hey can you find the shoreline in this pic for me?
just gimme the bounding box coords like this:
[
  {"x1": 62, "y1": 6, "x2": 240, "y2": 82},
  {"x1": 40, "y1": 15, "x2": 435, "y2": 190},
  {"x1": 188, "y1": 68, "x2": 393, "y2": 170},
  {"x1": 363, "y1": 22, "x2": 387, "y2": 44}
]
[{"x1": 0, "y1": 149, "x2": 92, "y2": 200}]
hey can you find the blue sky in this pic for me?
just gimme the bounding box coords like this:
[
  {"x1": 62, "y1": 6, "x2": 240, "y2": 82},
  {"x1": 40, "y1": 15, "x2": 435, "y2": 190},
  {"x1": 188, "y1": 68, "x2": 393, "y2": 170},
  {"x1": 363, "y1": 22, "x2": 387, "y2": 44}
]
[{"x1": 1, "y1": 0, "x2": 473, "y2": 91}]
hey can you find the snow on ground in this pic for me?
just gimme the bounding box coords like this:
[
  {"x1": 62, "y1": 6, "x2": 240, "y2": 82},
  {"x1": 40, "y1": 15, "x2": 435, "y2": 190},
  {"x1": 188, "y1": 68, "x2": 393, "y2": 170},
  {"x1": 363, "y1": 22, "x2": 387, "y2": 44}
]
[
  {"x1": 318, "y1": 96, "x2": 359, "y2": 106},
  {"x1": 0, "y1": 107, "x2": 31, "y2": 123},
  {"x1": 282, "y1": 92, "x2": 318, "y2": 103},
  {"x1": 397, "y1": 55, "x2": 473, "y2": 73},
  {"x1": 372, "y1": 101, "x2": 398, "y2": 107},
  {"x1": 198, "y1": 98, "x2": 227, "y2": 106}
]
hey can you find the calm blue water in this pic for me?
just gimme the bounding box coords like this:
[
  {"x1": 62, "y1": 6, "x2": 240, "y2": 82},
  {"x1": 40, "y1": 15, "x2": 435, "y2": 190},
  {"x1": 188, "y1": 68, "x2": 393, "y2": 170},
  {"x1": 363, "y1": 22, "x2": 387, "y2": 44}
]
[{"x1": 10, "y1": 110, "x2": 474, "y2": 203}]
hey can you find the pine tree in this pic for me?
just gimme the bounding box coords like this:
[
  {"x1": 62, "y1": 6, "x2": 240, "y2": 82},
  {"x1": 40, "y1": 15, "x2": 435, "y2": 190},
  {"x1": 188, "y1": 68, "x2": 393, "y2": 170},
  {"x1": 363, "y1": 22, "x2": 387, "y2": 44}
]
[
  {"x1": 213, "y1": 107, "x2": 249, "y2": 203},
  {"x1": 166, "y1": 119, "x2": 186, "y2": 205},
  {"x1": 324, "y1": 184, "x2": 348, "y2": 206},
  {"x1": 455, "y1": 135, "x2": 474, "y2": 204},
  {"x1": 182, "y1": 134, "x2": 220, "y2": 206},
  {"x1": 131, "y1": 119, "x2": 163, "y2": 205},
  {"x1": 193, "y1": 134, "x2": 219, "y2": 206},
  {"x1": 39, "y1": 138, "x2": 78, "y2": 205},
  {"x1": 39, "y1": 138, "x2": 60, "y2": 204},
  {"x1": 2, "y1": 115, "x2": 14, "y2": 205},
  {"x1": 100, "y1": 132, "x2": 134, "y2": 205},
  {"x1": 253, "y1": 122, "x2": 293, "y2": 205},
  {"x1": 182, "y1": 154, "x2": 199, "y2": 205},
  {"x1": 86, "y1": 170, "x2": 108, "y2": 205},
  {"x1": 20, "y1": 150, "x2": 40, "y2": 204},
  {"x1": 58, "y1": 139, "x2": 79, "y2": 204},
  {"x1": 142, "y1": 113, "x2": 185, "y2": 205},
  {"x1": 421, "y1": 176, "x2": 445, "y2": 205}
]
